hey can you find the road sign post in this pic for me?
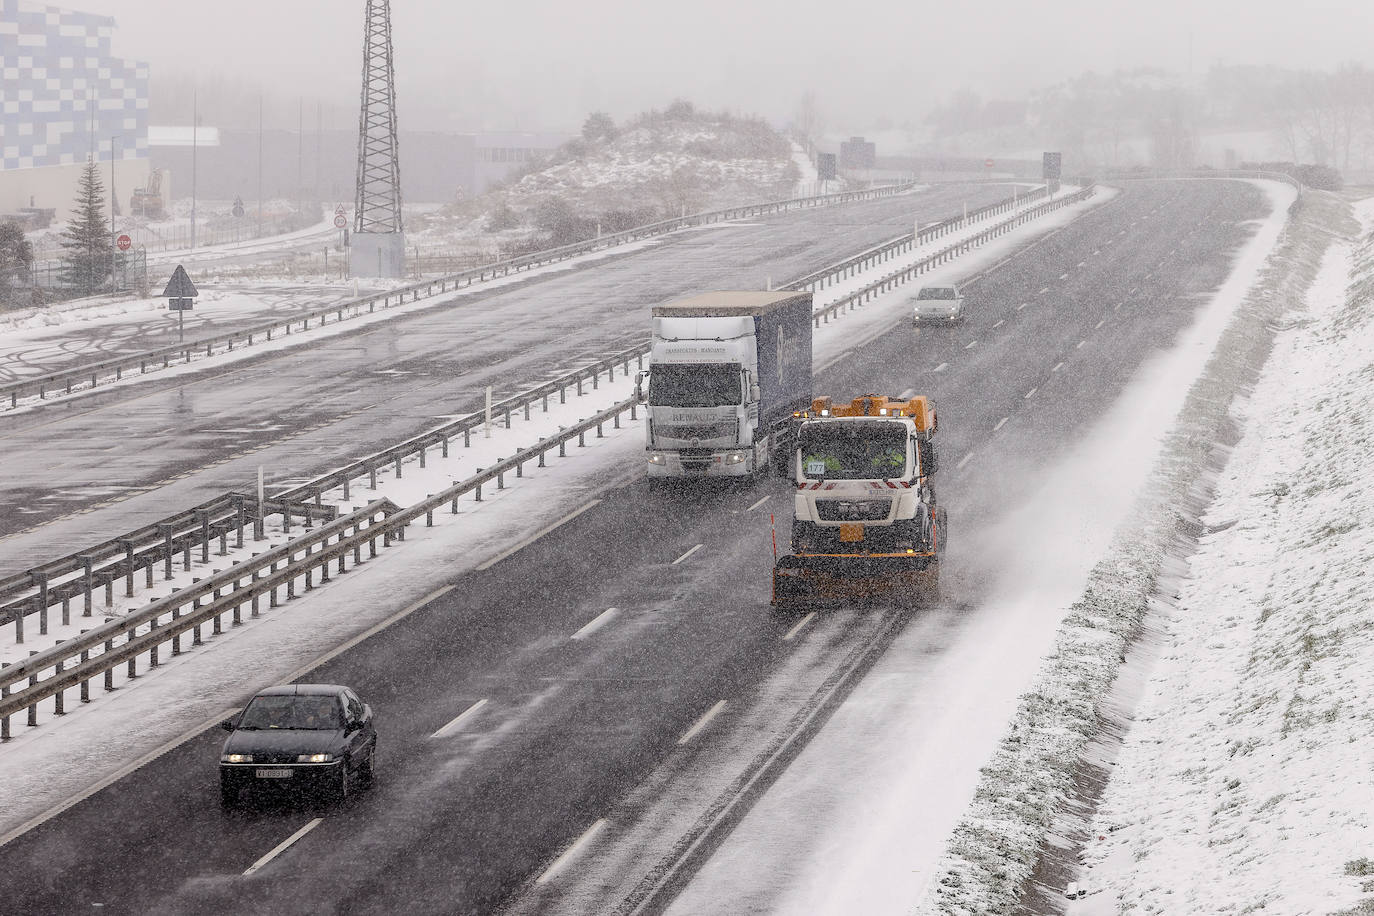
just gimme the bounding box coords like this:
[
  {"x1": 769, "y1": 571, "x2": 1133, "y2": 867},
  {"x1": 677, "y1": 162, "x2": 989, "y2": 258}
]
[{"x1": 161, "y1": 265, "x2": 199, "y2": 343}]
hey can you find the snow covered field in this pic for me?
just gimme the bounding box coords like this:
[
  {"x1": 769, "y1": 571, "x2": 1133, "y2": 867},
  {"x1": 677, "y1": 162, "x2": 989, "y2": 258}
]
[{"x1": 1068, "y1": 196, "x2": 1374, "y2": 914}]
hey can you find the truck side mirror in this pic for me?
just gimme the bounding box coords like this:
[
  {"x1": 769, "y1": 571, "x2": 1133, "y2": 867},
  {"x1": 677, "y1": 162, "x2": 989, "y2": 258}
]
[
  {"x1": 749, "y1": 383, "x2": 761, "y2": 402},
  {"x1": 635, "y1": 372, "x2": 646, "y2": 403},
  {"x1": 919, "y1": 439, "x2": 938, "y2": 475}
]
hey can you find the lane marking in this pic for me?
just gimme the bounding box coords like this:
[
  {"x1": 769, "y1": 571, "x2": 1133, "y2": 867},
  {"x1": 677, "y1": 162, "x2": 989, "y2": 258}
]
[
  {"x1": 1057, "y1": 272, "x2": 1069, "y2": 280},
  {"x1": 536, "y1": 819, "x2": 607, "y2": 885},
  {"x1": 930, "y1": 364, "x2": 947, "y2": 374},
  {"x1": 992, "y1": 319, "x2": 1004, "y2": 329},
  {"x1": 1024, "y1": 388, "x2": 1037, "y2": 399},
  {"x1": 1092, "y1": 249, "x2": 1100, "y2": 255},
  {"x1": 1037, "y1": 286, "x2": 1049, "y2": 295},
  {"x1": 572, "y1": 608, "x2": 619, "y2": 640},
  {"x1": 282, "y1": 584, "x2": 458, "y2": 684},
  {"x1": 1076, "y1": 261, "x2": 1085, "y2": 267},
  {"x1": 956, "y1": 452, "x2": 976, "y2": 469},
  {"x1": 1095, "y1": 319, "x2": 1105, "y2": 329},
  {"x1": 672, "y1": 544, "x2": 702, "y2": 565},
  {"x1": 1114, "y1": 302, "x2": 1122, "y2": 311},
  {"x1": 1077, "y1": 340, "x2": 1086, "y2": 349},
  {"x1": 677, "y1": 700, "x2": 726, "y2": 745},
  {"x1": 1052, "y1": 362, "x2": 1064, "y2": 372},
  {"x1": 1128, "y1": 286, "x2": 1138, "y2": 294},
  {"x1": 0, "y1": 705, "x2": 243, "y2": 849},
  {"x1": 783, "y1": 612, "x2": 817, "y2": 641},
  {"x1": 993, "y1": 417, "x2": 1009, "y2": 431},
  {"x1": 747, "y1": 496, "x2": 770, "y2": 511},
  {"x1": 431, "y1": 699, "x2": 489, "y2": 738},
  {"x1": 476, "y1": 500, "x2": 602, "y2": 571},
  {"x1": 1016, "y1": 302, "x2": 1029, "y2": 311},
  {"x1": 1105, "y1": 238, "x2": 1114, "y2": 245},
  {"x1": 963, "y1": 340, "x2": 977, "y2": 350},
  {"x1": 243, "y1": 818, "x2": 324, "y2": 877}
]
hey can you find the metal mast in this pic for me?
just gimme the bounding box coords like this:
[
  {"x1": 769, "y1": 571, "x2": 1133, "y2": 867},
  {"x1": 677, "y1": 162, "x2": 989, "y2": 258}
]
[{"x1": 354, "y1": 0, "x2": 402, "y2": 234}]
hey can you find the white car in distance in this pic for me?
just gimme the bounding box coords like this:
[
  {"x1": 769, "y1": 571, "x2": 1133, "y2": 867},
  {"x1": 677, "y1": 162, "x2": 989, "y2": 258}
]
[{"x1": 912, "y1": 284, "x2": 964, "y2": 324}]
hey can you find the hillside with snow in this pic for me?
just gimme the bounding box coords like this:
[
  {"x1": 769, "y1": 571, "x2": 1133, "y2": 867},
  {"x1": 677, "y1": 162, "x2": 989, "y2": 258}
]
[{"x1": 410, "y1": 103, "x2": 801, "y2": 253}]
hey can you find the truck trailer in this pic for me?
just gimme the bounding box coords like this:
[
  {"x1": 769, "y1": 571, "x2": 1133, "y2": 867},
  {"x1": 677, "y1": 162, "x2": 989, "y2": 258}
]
[
  {"x1": 640, "y1": 290, "x2": 813, "y2": 480},
  {"x1": 773, "y1": 394, "x2": 946, "y2": 606}
]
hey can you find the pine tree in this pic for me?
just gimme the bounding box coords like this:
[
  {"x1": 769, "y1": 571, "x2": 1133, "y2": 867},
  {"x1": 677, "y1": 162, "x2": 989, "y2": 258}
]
[
  {"x1": 59, "y1": 161, "x2": 111, "y2": 295},
  {"x1": 0, "y1": 220, "x2": 34, "y2": 305}
]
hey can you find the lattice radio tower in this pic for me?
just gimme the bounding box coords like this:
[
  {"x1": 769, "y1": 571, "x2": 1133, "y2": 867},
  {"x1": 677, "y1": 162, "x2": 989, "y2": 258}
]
[{"x1": 354, "y1": 0, "x2": 403, "y2": 235}]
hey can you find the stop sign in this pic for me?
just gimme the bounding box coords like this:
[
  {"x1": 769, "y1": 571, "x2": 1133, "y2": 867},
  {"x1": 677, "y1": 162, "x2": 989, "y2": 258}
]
[{"x1": 117, "y1": 234, "x2": 132, "y2": 251}]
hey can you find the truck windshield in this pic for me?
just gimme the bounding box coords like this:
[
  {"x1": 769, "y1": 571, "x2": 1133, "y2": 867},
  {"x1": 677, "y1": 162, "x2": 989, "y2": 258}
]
[
  {"x1": 917, "y1": 287, "x2": 957, "y2": 300},
  {"x1": 648, "y1": 364, "x2": 743, "y2": 407},
  {"x1": 798, "y1": 423, "x2": 909, "y2": 479}
]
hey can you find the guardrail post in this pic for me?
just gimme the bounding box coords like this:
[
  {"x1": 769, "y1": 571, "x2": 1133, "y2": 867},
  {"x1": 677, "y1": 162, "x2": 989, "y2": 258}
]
[
  {"x1": 27, "y1": 665, "x2": 38, "y2": 726},
  {"x1": 197, "y1": 510, "x2": 211, "y2": 563},
  {"x1": 182, "y1": 539, "x2": 191, "y2": 572},
  {"x1": 442, "y1": 435, "x2": 449, "y2": 458},
  {"x1": 395, "y1": 455, "x2": 403, "y2": 479},
  {"x1": 104, "y1": 640, "x2": 114, "y2": 690},
  {"x1": 118, "y1": 538, "x2": 136, "y2": 596},
  {"x1": 80, "y1": 647, "x2": 91, "y2": 702},
  {"x1": 475, "y1": 483, "x2": 482, "y2": 502},
  {"x1": 419, "y1": 445, "x2": 427, "y2": 469},
  {"x1": 234, "y1": 496, "x2": 246, "y2": 549},
  {"x1": 80, "y1": 556, "x2": 95, "y2": 618},
  {"x1": 505, "y1": 408, "x2": 512, "y2": 429},
  {"x1": 1, "y1": 670, "x2": 9, "y2": 739},
  {"x1": 53, "y1": 653, "x2": 64, "y2": 715}
]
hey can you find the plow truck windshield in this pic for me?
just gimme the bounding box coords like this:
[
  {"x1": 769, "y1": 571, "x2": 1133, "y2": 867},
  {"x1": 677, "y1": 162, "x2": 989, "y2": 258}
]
[
  {"x1": 799, "y1": 422, "x2": 908, "y2": 479},
  {"x1": 648, "y1": 364, "x2": 743, "y2": 407}
]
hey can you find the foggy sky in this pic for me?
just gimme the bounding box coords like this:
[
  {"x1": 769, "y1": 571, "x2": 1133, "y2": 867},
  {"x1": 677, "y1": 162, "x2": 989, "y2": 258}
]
[{"x1": 57, "y1": 0, "x2": 1374, "y2": 132}]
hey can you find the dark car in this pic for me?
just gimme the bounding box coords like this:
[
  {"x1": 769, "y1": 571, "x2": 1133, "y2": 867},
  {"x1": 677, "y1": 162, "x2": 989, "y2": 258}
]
[{"x1": 219, "y1": 684, "x2": 377, "y2": 809}]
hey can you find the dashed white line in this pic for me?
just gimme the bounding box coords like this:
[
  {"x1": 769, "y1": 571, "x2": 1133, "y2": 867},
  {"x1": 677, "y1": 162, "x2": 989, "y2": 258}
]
[
  {"x1": 1076, "y1": 261, "x2": 1085, "y2": 268},
  {"x1": 1095, "y1": 319, "x2": 1105, "y2": 329},
  {"x1": 993, "y1": 417, "x2": 1009, "y2": 431},
  {"x1": 956, "y1": 452, "x2": 976, "y2": 469},
  {"x1": 992, "y1": 319, "x2": 1005, "y2": 329},
  {"x1": 537, "y1": 819, "x2": 607, "y2": 884},
  {"x1": 1077, "y1": 340, "x2": 1086, "y2": 349},
  {"x1": 572, "y1": 608, "x2": 619, "y2": 640},
  {"x1": 931, "y1": 364, "x2": 947, "y2": 374},
  {"x1": 1128, "y1": 287, "x2": 1138, "y2": 294},
  {"x1": 1092, "y1": 249, "x2": 1100, "y2": 255},
  {"x1": 432, "y1": 699, "x2": 490, "y2": 738},
  {"x1": 964, "y1": 340, "x2": 977, "y2": 350},
  {"x1": 1016, "y1": 302, "x2": 1029, "y2": 311},
  {"x1": 783, "y1": 612, "x2": 817, "y2": 641},
  {"x1": 1024, "y1": 387, "x2": 1038, "y2": 399},
  {"x1": 1114, "y1": 302, "x2": 1122, "y2": 311},
  {"x1": 1037, "y1": 286, "x2": 1049, "y2": 295},
  {"x1": 244, "y1": 818, "x2": 324, "y2": 877},
  {"x1": 1052, "y1": 362, "x2": 1064, "y2": 372},
  {"x1": 1058, "y1": 272, "x2": 1069, "y2": 280},
  {"x1": 747, "y1": 495, "x2": 770, "y2": 511},
  {"x1": 672, "y1": 544, "x2": 703, "y2": 565},
  {"x1": 678, "y1": 700, "x2": 726, "y2": 745},
  {"x1": 1105, "y1": 238, "x2": 1115, "y2": 245}
]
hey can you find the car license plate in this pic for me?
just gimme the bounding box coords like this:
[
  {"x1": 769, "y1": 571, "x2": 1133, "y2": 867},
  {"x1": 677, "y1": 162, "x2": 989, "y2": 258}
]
[{"x1": 255, "y1": 768, "x2": 292, "y2": 779}]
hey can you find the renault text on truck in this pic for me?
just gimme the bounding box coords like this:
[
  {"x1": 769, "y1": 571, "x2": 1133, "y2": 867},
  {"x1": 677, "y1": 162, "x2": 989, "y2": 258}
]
[{"x1": 640, "y1": 290, "x2": 813, "y2": 480}]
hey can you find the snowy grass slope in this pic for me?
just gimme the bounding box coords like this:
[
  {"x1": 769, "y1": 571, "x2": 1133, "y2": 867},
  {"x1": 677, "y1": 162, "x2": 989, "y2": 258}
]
[
  {"x1": 912, "y1": 184, "x2": 1347, "y2": 916},
  {"x1": 1072, "y1": 198, "x2": 1374, "y2": 914}
]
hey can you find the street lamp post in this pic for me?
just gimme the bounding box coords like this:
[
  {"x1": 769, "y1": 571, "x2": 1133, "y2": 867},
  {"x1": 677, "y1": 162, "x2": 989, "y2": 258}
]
[{"x1": 109, "y1": 135, "x2": 123, "y2": 293}]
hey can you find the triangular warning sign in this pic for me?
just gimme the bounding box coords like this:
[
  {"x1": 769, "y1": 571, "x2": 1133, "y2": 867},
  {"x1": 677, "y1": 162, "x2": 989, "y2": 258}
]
[{"x1": 161, "y1": 265, "x2": 199, "y2": 299}]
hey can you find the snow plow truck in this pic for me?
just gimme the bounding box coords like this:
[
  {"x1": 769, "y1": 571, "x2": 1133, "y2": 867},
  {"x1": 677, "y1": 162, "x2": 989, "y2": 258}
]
[{"x1": 772, "y1": 394, "x2": 946, "y2": 606}]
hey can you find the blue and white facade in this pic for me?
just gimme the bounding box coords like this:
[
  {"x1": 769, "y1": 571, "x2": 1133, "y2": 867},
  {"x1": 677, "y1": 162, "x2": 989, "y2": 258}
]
[{"x1": 0, "y1": 0, "x2": 148, "y2": 214}]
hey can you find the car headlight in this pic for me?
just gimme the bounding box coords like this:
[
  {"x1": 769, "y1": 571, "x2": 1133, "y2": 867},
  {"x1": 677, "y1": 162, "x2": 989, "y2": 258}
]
[
  {"x1": 221, "y1": 754, "x2": 254, "y2": 764},
  {"x1": 648, "y1": 453, "x2": 667, "y2": 465},
  {"x1": 297, "y1": 753, "x2": 336, "y2": 763},
  {"x1": 725, "y1": 451, "x2": 748, "y2": 464}
]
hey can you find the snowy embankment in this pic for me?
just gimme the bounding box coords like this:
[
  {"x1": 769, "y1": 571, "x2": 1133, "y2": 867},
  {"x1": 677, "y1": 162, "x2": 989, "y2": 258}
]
[
  {"x1": 915, "y1": 185, "x2": 1355, "y2": 915},
  {"x1": 1069, "y1": 200, "x2": 1374, "y2": 913}
]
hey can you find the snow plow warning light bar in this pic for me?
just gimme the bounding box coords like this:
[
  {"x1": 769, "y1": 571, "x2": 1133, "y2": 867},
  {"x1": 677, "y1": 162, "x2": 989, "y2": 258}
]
[{"x1": 793, "y1": 394, "x2": 937, "y2": 433}]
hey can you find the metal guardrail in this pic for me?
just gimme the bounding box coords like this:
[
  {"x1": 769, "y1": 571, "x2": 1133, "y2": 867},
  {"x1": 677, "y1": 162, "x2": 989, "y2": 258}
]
[
  {"x1": 807, "y1": 185, "x2": 1097, "y2": 325},
  {"x1": 784, "y1": 185, "x2": 1051, "y2": 293},
  {"x1": 1, "y1": 181, "x2": 925, "y2": 410},
  {"x1": 0, "y1": 493, "x2": 336, "y2": 640},
  {"x1": 0, "y1": 395, "x2": 642, "y2": 737},
  {"x1": 0, "y1": 183, "x2": 1061, "y2": 646},
  {"x1": 0, "y1": 182, "x2": 1094, "y2": 734}
]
